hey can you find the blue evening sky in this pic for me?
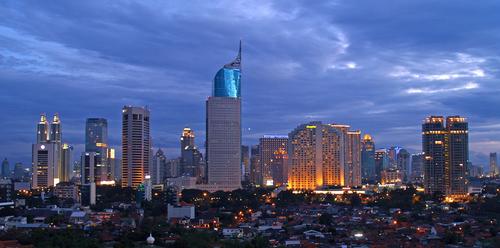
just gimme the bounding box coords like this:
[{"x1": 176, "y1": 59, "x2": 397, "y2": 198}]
[{"x1": 1, "y1": 1, "x2": 499, "y2": 168}]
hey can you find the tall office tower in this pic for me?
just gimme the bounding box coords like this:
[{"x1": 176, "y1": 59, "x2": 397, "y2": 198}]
[
  {"x1": 446, "y1": 116, "x2": 468, "y2": 195},
  {"x1": 250, "y1": 145, "x2": 261, "y2": 185},
  {"x1": 374, "y1": 149, "x2": 388, "y2": 182},
  {"x1": 151, "y1": 149, "x2": 167, "y2": 185},
  {"x1": 49, "y1": 114, "x2": 62, "y2": 143},
  {"x1": 397, "y1": 149, "x2": 411, "y2": 182},
  {"x1": 85, "y1": 118, "x2": 110, "y2": 180},
  {"x1": 121, "y1": 106, "x2": 151, "y2": 188},
  {"x1": 179, "y1": 128, "x2": 203, "y2": 177},
  {"x1": 361, "y1": 134, "x2": 376, "y2": 182},
  {"x1": 410, "y1": 153, "x2": 424, "y2": 183},
  {"x1": 37, "y1": 114, "x2": 49, "y2": 143},
  {"x1": 422, "y1": 116, "x2": 468, "y2": 195},
  {"x1": 490, "y1": 152, "x2": 498, "y2": 177},
  {"x1": 288, "y1": 122, "x2": 344, "y2": 190},
  {"x1": 108, "y1": 148, "x2": 117, "y2": 181},
  {"x1": 259, "y1": 136, "x2": 288, "y2": 186},
  {"x1": 60, "y1": 144, "x2": 73, "y2": 182},
  {"x1": 205, "y1": 42, "x2": 242, "y2": 191},
  {"x1": 241, "y1": 145, "x2": 250, "y2": 181},
  {"x1": 345, "y1": 131, "x2": 361, "y2": 187},
  {"x1": 166, "y1": 159, "x2": 180, "y2": 178},
  {"x1": 32, "y1": 143, "x2": 58, "y2": 189},
  {"x1": 1, "y1": 159, "x2": 9, "y2": 178},
  {"x1": 33, "y1": 114, "x2": 63, "y2": 188}
]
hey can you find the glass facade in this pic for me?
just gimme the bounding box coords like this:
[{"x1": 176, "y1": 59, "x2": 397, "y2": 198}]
[{"x1": 213, "y1": 42, "x2": 241, "y2": 98}]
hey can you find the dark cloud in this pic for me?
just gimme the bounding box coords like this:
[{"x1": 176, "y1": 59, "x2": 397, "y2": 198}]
[{"x1": 1, "y1": 0, "x2": 500, "y2": 169}]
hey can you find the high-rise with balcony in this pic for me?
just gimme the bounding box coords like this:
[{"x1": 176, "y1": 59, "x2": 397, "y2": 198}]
[
  {"x1": 205, "y1": 42, "x2": 242, "y2": 191},
  {"x1": 422, "y1": 116, "x2": 468, "y2": 196},
  {"x1": 121, "y1": 106, "x2": 151, "y2": 188}
]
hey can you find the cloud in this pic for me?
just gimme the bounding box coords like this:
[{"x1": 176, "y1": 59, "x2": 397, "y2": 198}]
[{"x1": 406, "y1": 82, "x2": 479, "y2": 94}]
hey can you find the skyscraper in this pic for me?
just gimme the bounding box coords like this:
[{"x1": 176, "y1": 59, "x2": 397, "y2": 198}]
[
  {"x1": 490, "y1": 152, "x2": 498, "y2": 177},
  {"x1": 151, "y1": 149, "x2": 167, "y2": 185},
  {"x1": 422, "y1": 116, "x2": 468, "y2": 196},
  {"x1": 410, "y1": 153, "x2": 424, "y2": 183},
  {"x1": 85, "y1": 118, "x2": 111, "y2": 181},
  {"x1": 397, "y1": 149, "x2": 411, "y2": 182},
  {"x1": 60, "y1": 144, "x2": 73, "y2": 182},
  {"x1": 121, "y1": 106, "x2": 151, "y2": 188},
  {"x1": 32, "y1": 143, "x2": 58, "y2": 189},
  {"x1": 361, "y1": 134, "x2": 376, "y2": 182},
  {"x1": 180, "y1": 128, "x2": 203, "y2": 178},
  {"x1": 241, "y1": 145, "x2": 250, "y2": 182},
  {"x1": 1, "y1": 158, "x2": 9, "y2": 178},
  {"x1": 32, "y1": 113, "x2": 64, "y2": 188},
  {"x1": 288, "y1": 122, "x2": 344, "y2": 190},
  {"x1": 81, "y1": 152, "x2": 103, "y2": 184},
  {"x1": 374, "y1": 149, "x2": 388, "y2": 182},
  {"x1": 345, "y1": 130, "x2": 361, "y2": 187},
  {"x1": 250, "y1": 145, "x2": 261, "y2": 185},
  {"x1": 205, "y1": 42, "x2": 242, "y2": 191},
  {"x1": 259, "y1": 135, "x2": 288, "y2": 186}
]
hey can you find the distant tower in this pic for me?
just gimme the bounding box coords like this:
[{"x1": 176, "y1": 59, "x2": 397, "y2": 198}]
[
  {"x1": 361, "y1": 134, "x2": 376, "y2": 182},
  {"x1": 206, "y1": 42, "x2": 242, "y2": 191},
  {"x1": 422, "y1": 116, "x2": 468, "y2": 195},
  {"x1": 1, "y1": 158, "x2": 9, "y2": 178},
  {"x1": 241, "y1": 145, "x2": 250, "y2": 181},
  {"x1": 250, "y1": 145, "x2": 261, "y2": 185},
  {"x1": 259, "y1": 135, "x2": 288, "y2": 186},
  {"x1": 85, "y1": 118, "x2": 110, "y2": 181},
  {"x1": 490, "y1": 152, "x2": 498, "y2": 177},
  {"x1": 151, "y1": 149, "x2": 167, "y2": 185},
  {"x1": 49, "y1": 114, "x2": 62, "y2": 143},
  {"x1": 121, "y1": 106, "x2": 151, "y2": 188},
  {"x1": 374, "y1": 149, "x2": 388, "y2": 182},
  {"x1": 397, "y1": 149, "x2": 411, "y2": 182},
  {"x1": 410, "y1": 153, "x2": 424, "y2": 183}
]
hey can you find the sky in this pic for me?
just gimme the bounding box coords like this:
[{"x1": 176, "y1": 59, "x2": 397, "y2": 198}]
[{"x1": 1, "y1": 0, "x2": 500, "y2": 168}]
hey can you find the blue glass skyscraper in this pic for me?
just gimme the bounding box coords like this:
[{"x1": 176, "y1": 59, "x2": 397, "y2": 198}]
[
  {"x1": 213, "y1": 41, "x2": 241, "y2": 98},
  {"x1": 205, "y1": 42, "x2": 242, "y2": 191}
]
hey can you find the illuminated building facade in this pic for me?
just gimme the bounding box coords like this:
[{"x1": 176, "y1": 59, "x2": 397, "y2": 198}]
[
  {"x1": 288, "y1": 122, "x2": 344, "y2": 190},
  {"x1": 32, "y1": 143, "x2": 58, "y2": 189},
  {"x1": 121, "y1": 106, "x2": 151, "y2": 188},
  {"x1": 361, "y1": 134, "x2": 376, "y2": 181},
  {"x1": 205, "y1": 42, "x2": 242, "y2": 191},
  {"x1": 32, "y1": 113, "x2": 65, "y2": 188},
  {"x1": 381, "y1": 168, "x2": 404, "y2": 185},
  {"x1": 259, "y1": 135, "x2": 288, "y2": 186},
  {"x1": 422, "y1": 116, "x2": 468, "y2": 195},
  {"x1": 271, "y1": 147, "x2": 288, "y2": 186}
]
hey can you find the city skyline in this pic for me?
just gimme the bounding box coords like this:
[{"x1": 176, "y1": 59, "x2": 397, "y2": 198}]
[{"x1": 2, "y1": 1, "x2": 500, "y2": 167}]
